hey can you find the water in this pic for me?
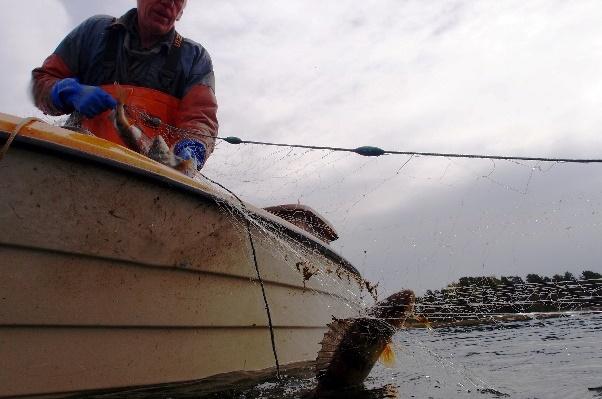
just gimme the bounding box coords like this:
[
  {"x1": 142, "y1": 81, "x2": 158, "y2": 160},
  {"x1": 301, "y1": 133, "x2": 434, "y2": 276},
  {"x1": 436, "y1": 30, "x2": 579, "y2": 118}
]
[
  {"x1": 389, "y1": 312, "x2": 602, "y2": 399},
  {"x1": 89, "y1": 312, "x2": 601, "y2": 399}
]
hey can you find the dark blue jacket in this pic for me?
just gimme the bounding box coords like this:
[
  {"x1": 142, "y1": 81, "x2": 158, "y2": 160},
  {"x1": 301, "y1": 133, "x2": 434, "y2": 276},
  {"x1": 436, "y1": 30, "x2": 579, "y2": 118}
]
[{"x1": 32, "y1": 8, "x2": 218, "y2": 155}]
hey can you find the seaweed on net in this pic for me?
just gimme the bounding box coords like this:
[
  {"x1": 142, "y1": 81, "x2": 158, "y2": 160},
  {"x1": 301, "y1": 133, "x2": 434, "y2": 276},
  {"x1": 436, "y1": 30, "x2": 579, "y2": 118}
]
[{"x1": 204, "y1": 185, "x2": 374, "y2": 312}]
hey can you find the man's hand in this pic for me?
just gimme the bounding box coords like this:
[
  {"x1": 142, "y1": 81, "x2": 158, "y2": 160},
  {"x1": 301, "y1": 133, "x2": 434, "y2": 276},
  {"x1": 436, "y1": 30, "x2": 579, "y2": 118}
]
[
  {"x1": 174, "y1": 138, "x2": 206, "y2": 171},
  {"x1": 50, "y1": 78, "x2": 117, "y2": 118}
]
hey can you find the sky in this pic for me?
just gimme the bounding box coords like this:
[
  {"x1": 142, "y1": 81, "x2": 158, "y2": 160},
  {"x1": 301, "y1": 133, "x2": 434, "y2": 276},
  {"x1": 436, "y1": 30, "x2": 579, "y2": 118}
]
[{"x1": 3, "y1": 0, "x2": 602, "y2": 294}]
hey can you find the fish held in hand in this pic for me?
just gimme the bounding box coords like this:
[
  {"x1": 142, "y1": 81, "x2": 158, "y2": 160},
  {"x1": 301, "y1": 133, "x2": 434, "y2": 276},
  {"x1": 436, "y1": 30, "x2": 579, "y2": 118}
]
[
  {"x1": 148, "y1": 135, "x2": 177, "y2": 167},
  {"x1": 109, "y1": 84, "x2": 152, "y2": 153},
  {"x1": 315, "y1": 290, "x2": 415, "y2": 391},
  {"x1": 147, "y1": 135, "x2": 197, "y2": 176},
  {"x1": 109, "y1": 83, "x2": 197, "y2": 176}
]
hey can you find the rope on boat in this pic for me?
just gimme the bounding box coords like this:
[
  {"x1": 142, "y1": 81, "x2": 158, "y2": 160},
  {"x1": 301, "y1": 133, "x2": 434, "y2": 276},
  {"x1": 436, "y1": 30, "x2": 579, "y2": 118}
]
[
  {"x1": 91, "y1": 105, "x2": 602, "y2": 164},
  {"x1": 200, "y1": 173, "x2": 282, "y2": 380},
  {"x1": 218, "y1": 136, "x2": 602, "y2": 163},
  {"x1": 0, "y1": 117, "x2": 42, "y2": 162}
]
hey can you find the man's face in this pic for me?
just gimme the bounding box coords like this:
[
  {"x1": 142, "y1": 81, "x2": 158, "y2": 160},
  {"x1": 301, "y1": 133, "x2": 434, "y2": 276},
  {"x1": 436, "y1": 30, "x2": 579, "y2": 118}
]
[{"x1": 137, "y1": 0, "x2": 186, "y2": 36}]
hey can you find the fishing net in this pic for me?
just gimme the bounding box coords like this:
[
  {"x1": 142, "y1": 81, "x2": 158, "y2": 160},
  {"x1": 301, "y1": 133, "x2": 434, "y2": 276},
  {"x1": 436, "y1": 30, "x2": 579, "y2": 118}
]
[
  {"x1": 205, "y1": 134, "x2": 602, "y2": 394},
  {"x1": 91, "y1": 112, "x2": 596, "y2": 396},
  {"x1": 208, "y1": 138, "x2": 602, "y2": 393},
  {"x1": 38, "y1": 105, "x2": 602, "y2": 397}
]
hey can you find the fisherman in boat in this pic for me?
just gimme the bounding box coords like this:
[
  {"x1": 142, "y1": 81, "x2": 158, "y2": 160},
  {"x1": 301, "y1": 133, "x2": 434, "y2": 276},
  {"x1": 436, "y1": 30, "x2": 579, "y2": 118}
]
[{"x1": 30, "y1": 0, "x2": 217, "y2": 174}]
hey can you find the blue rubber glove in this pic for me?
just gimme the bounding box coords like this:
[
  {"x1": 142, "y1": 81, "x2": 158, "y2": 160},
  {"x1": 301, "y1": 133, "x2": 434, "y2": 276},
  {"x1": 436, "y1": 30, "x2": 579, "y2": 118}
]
[
  {"x1": 174, "y1": 139, "x2": 206, "y2": 170},
  {"x1": 50, "y1": 78, "x2": 117, "y2": 118}
]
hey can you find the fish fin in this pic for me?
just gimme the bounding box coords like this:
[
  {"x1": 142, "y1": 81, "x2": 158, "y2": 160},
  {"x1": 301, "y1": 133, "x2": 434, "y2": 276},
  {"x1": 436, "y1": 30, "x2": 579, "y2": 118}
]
[
  {"x1": 175, "y1": 159, "x2": 197, "y2": 176},
  {"x1": 378, "y1": 342, "x2": 396, "y2": 368},
  {"x1": 414, "y1": 314, "x2": 433, "y2": 330},
  {"x1": 316, "y1": 319, "x2": 353, "y2": 376},
  {"x1": 113, "y1": 82, "x2": 134, "y2": 104},
  {"x1": 114, "y1": 82, "x2": 125, "y2": 104}
]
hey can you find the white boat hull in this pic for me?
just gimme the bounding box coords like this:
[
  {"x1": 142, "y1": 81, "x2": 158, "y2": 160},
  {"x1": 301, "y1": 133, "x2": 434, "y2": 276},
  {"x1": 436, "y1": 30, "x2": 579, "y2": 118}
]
[{"x1": 0, "y1": 115, "x2": 368, "y2": 397}]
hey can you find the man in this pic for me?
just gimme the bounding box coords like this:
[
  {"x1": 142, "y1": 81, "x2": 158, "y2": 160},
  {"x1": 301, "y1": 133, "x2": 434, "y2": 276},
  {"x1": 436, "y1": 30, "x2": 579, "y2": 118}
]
[{"x1": 31, "y1": 0, "x2": 218, "y2": 173}]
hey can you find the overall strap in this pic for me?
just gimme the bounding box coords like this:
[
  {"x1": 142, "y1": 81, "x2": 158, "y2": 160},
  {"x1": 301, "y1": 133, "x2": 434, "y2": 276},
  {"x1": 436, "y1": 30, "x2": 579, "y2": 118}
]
[
  {"x1": 159, "y1": 32, "x2": 184, "y2": 89},
  {"x1": 102, "y1": 20, "x2": 120, "y2": 72}
]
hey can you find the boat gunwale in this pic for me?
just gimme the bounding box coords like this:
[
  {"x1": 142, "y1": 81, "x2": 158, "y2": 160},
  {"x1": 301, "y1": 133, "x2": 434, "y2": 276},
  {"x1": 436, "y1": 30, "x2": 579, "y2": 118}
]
[{"x1": 0, "y1": 128, "x2": 362, "y2": 278}]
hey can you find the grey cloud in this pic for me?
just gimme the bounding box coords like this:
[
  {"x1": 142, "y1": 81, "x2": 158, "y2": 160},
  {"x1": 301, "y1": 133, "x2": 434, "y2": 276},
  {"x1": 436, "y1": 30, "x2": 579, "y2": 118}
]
[
  {"x1": 335, "y1": 156, "x2": 602, "y2": 294},
  {"x1": 58, "y1": 0, "x2": 131, "y2": 26}
]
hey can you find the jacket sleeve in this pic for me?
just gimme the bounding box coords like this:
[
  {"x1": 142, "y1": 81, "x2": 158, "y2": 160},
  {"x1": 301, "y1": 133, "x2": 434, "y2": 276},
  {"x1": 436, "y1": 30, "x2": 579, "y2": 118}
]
[
  {"x1": 175, "y1": 41, "x2": 218, "y2": 159},
  {"x1": 30, "y1": 15, "x2": 108, "y2": 115},
  {"x1": 31, "y1": 54, "x2": 74, "y2": 115},
  {"x1": 175, "y1": 82, "x2": 219, "y2": 157}
]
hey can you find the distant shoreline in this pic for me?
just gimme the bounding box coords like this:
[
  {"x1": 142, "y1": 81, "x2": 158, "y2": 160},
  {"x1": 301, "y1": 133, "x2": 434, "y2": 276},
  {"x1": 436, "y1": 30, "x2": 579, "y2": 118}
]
[{"x1": 407, "y1": 309, "x2": 602, "y2": 329}]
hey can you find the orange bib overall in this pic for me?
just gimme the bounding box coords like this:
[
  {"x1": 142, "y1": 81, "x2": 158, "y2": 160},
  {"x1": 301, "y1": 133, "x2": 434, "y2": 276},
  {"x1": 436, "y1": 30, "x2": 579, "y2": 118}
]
[{"x1": 80, "y1": 84, "x2": 181, "y2": 149}]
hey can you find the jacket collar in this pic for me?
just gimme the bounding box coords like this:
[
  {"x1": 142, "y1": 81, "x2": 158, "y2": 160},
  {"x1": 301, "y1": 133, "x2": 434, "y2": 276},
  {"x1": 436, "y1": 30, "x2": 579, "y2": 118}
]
[{"x1": 110, "y1": 8, "x2": 176, "y2": 53}]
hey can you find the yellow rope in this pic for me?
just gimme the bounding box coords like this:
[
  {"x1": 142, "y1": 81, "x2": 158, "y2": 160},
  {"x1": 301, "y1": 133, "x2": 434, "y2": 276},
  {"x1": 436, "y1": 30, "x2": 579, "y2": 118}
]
[{"x1": 0, "y1": 117, "x2": 42, "y2": 162}]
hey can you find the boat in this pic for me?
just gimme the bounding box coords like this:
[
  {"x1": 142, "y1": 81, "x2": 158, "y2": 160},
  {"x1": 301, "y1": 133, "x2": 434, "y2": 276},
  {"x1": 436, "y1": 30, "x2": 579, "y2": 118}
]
[{"x1": 0, "y1": 113, "x2": 372, "y2": 397}]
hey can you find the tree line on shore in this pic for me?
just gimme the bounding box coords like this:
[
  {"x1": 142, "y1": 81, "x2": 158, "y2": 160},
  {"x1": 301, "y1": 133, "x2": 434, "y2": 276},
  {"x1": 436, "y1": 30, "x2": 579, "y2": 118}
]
[{"x1": 416, "y1": 270, "x2": 602, "y2": 322}]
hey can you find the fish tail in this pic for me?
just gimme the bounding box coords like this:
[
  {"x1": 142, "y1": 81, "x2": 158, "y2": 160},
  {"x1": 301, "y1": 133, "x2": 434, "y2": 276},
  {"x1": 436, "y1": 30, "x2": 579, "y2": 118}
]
[
  {"x1": 175, "y1": 159, "x2": 196, "y2": 176},
  {"x1": 113, "y1": 82, "x2": 133, "y2": 104},
  {"x1": 111, "y1": 82, "x2": 150, "y2": 153},
  {"x1": 378, "y1": 341, "x2": 397, "y2": 368}
]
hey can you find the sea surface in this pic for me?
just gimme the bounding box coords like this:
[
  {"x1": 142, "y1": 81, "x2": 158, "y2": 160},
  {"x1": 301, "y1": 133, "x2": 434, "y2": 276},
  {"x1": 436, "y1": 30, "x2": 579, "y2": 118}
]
[{"x1": 91, "y1": 312, "x2": 601, "y2": 399}]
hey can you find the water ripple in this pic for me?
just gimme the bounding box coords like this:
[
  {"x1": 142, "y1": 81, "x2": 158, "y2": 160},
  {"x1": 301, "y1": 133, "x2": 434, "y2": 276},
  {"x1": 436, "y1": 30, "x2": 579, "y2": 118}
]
[{"x1": 86, "y1": 312, "x2": 601, "y2": 399}]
